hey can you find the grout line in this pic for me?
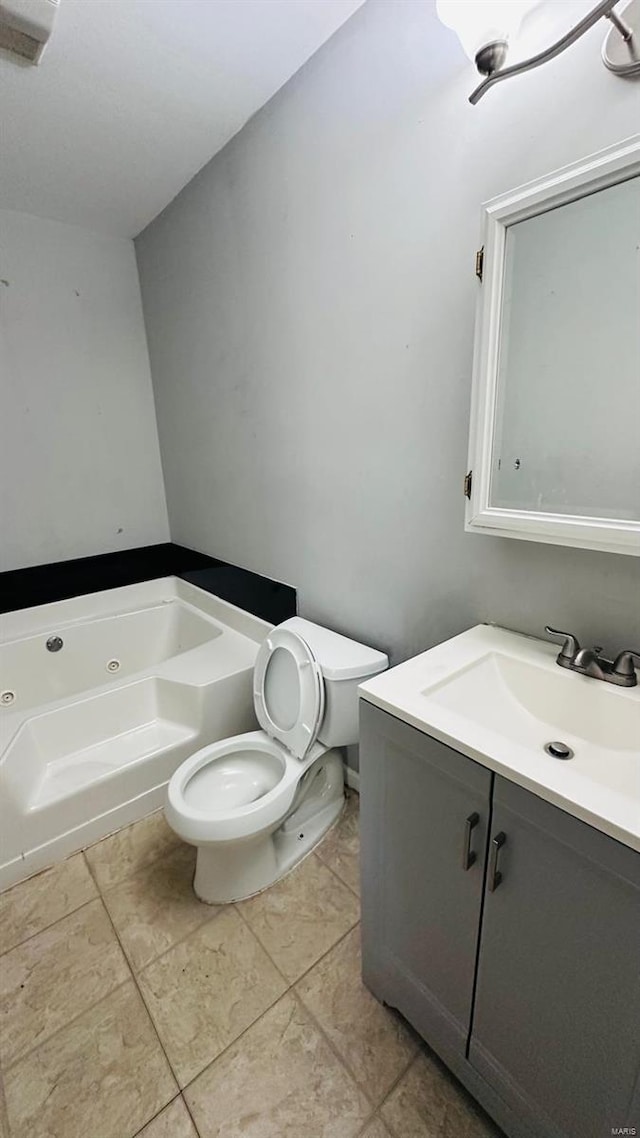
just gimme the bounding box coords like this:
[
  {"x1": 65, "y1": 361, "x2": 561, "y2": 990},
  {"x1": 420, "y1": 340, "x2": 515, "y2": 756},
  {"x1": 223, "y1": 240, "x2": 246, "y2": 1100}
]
[
  {"x1": 0, "y1": 889, "x2": 99, "y2": 961},
  {"x1": 90, "y1": 870, "x2": 183, "y2": 1129},
  {"x1": 176, "y1": 919, "x2": 363, "y2": 1099},
  {"x1": 115, "y1": 896, "x2": 223, "y2": 976},
  {"x1": 82, "y1": 849, "x2": 184, "y2": 1114},
  {"x1": 1, "y1": 974, "x2": 133, "y2": 1077},
  {"x1": 235, "y1": 883, "x2": 359, "y2": 990},
  {"x1": 130, "y1": 1091, "x2": 203, "y2": 1138},
  {"x1": 317, "y1": 846, "x2": 361, "y2": 899},
  {"x1": 177, "y1": 983, "x2": 290, "y2": 1097},
  {"x1": 231, "y1": 901, "x2": 292, "y2": 986},
  {"x1": 179, "y1": 1091, "x2": 202, "y2": 1138},
  {"x1": 81, "y1": 847, "x2": 100, "y2": 889},
  {"x1": 100, "y1": 886, "x2": 286, "y2": 1101},
  {"x1": 128, "y1": 905, "x2": 224, "y2": 976},
  {"x1": 176, "y1": 979, "x2": 373, "y2": 1116},
  {"x1": 371, "y1": 1053, "x2": 422, "y2": 1138},
  {"x1": 289, "y1": 984, "x2": 377, "y2": 1120},
  {"x1": 90, "y1": 839, "x2": 363, "y2": 1101},
  {"x1": 228, "y1": 892, "x2": 379, "y2": 1121},
  {"x1": 85, "y1": 829, "x2": 181, "y2": 895},
  {"x1": 91, "y1": 842, "x2": 227, "y2": 975},
  {"x1": 130, "y1": 1091, "x2": 182, "y2": 1138},
  {"x1": 93, "y1": 833, "x2": 182, "y2": 897},
  {"x1": 291, "y1": 926, "x2": 418, "y2": 1124},
  {"x1": 355, "y1": 1113, "x2": 382, "y2": 1138},
  {"x1": 0, "y1": 892, "x2": 130, "y2": 1072},
  {"x1": 292, "y1": 917, "x2": 359, "y2": 987}
]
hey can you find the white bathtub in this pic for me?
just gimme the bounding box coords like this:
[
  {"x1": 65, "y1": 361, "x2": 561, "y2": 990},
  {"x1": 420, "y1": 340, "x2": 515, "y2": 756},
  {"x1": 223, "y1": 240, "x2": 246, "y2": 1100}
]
[{"x1": 0, "y1": 578, "x2": 270, "y2": 889}]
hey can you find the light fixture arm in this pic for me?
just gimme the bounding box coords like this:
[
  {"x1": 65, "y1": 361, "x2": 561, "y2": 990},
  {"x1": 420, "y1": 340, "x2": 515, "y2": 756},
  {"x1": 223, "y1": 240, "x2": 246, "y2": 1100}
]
[{"x1": 469, "y1": 0, "x2": 619, "y2": 103}]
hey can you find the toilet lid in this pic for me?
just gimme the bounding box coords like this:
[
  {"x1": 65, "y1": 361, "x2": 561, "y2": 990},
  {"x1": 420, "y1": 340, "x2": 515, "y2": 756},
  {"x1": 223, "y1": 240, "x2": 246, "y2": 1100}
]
[{"x1": 253, "y1": 627, "x2": 324, "y2": 759}]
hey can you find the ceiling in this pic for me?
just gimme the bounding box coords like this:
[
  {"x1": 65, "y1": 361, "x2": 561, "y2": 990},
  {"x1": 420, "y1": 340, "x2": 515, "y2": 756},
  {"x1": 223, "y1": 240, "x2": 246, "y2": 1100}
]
[{"x1": 0, "y1": 0, "x2": 365, "y2": 237}]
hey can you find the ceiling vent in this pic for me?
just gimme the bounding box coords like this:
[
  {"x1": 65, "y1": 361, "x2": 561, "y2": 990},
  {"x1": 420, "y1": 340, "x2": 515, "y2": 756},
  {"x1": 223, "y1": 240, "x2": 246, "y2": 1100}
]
[{"x1": 0, "y1": 0, "x2": 59, "y2": 64}]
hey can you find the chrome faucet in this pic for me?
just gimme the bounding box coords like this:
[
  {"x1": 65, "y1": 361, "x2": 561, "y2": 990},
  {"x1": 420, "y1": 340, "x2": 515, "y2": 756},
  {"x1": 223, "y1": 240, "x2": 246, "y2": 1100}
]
[{"x1": 545, "y1": 627, "x2": 640, "y2": 688}]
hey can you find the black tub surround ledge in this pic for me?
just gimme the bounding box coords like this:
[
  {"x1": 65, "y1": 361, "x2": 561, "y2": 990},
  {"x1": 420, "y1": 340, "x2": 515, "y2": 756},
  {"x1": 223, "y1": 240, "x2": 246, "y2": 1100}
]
[{"x1": 0, "y1": 543, "x2": 296, "y2": 625}]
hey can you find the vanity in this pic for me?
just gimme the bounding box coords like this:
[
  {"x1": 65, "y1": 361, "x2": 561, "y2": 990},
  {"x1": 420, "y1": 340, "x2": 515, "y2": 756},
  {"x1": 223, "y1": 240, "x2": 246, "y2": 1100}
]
[
  {"x1": 358, "y1": 625, "x2": 640, "y2": 1138},
  {"x1": 357, "y1": 137, "x2": 640, "y2": 1138}
]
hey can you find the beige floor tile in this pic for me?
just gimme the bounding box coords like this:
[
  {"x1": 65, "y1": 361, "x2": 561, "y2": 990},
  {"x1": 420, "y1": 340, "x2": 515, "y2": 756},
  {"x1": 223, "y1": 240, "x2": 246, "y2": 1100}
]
[
  {"x1": 138, "y1": 906, "x2": 286, "y2": 1087},
  {"x1": 359, "y1": 1118, "x2": 394, "y2": 1138},
  {"x1": 104, "y1": 843, "x2": 215, "y2": 971},
  {"x1": 0, "y1": 896, "x2": 129, "y2": 1067},
  {"x1": 238, "y1": 853, "x2": 360, "y2": 983},
  {"x1": 317, "y1": 791, "x2": 361, "y2": 894},
  {"x1": 136, "y1": 1096, "x2": 198, "y2": 1138},
  {"x1": 297, "y1": 925, "x2": 416, "y2": 1104},
  {"x1": 381, "y1": 1052, "x2": 503, "y2": 1138},
  {"x1": 4, "y1": 980, "x2": 176, "y2": 1138},
  {"x1": 0, "y1": 853, "x2": 98, "y2": 955},
  {"x1": 85, "y1": 809, "x2": 181, "y2": 891},
  {"x1": 0, "y1": 1072, "x2": 9, "y2": 1138},
  {"x1": 185, "y1": 991, "x2": 371, "y2": 1138}
]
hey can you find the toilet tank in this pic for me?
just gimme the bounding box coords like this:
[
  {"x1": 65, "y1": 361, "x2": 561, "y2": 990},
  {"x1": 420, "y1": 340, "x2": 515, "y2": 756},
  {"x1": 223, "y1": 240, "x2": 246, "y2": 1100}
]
[{"x1": 279, "y1": 618, "x2": 388, "y2": 747}]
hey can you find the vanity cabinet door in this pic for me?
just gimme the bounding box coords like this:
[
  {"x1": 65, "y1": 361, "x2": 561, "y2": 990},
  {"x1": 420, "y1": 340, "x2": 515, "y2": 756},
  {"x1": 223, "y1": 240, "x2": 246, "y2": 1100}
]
[
  {"x1": 470, "y1": 776, "x2": 640, "y2": 1138},
  {"x1": 360, "y1": 701, "x2": 492, "y2": 1063}
]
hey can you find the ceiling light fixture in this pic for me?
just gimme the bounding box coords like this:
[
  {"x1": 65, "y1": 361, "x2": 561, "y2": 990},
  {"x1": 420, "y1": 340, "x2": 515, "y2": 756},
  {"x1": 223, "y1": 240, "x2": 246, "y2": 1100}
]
[{"x1": 436, "y1": 0, "x2": 640, "y2": 103}]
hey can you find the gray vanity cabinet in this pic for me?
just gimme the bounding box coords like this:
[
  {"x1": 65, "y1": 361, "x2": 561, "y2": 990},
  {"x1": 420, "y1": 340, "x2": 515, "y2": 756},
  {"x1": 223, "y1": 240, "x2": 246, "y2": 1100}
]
[
  {"x1": 359, "y1": 700, "x2": 640, "y2": 1138},
  {"x1": 470, "y1": 775, "x2": 640, "y2": 1138},
  {"x1": 359, "y1": 701, "x2": 492, "y2": 1063}
]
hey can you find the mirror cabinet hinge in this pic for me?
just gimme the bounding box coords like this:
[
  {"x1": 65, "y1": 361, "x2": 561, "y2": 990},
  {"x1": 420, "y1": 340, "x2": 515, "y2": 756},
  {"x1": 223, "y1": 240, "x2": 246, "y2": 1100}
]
[
  {"x1": 464, "y1": 470, "x2": 473, "y2": 499},
  {"x1": 475, "y1": 247, "x2": 484, "y2": 281}
]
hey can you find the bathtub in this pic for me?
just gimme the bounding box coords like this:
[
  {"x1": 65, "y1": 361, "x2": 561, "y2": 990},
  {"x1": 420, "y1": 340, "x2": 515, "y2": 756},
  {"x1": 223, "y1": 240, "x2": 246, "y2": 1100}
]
[{"x1": 0, "y1": 577, "x2": 270, "y2": 890}]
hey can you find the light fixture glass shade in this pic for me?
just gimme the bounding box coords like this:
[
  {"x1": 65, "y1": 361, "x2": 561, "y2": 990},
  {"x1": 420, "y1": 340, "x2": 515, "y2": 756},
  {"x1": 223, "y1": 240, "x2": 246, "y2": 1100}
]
[{"x1": 436, "y1": 0, "x2": 538, "y2": 61}]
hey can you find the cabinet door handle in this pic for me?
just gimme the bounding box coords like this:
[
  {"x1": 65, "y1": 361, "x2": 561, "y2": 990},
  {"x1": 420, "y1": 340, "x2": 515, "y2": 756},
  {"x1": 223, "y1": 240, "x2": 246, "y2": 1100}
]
[
  {"x1": 462, "y1": 812, "x2": 480, "y2": 870},
  {"x1": 488, "y1": 831, "x2": 507, "y2": 891}
]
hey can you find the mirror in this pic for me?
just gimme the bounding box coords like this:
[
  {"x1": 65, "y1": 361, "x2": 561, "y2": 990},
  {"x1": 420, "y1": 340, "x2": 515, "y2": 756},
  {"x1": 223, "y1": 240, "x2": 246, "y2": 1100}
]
[{"x1": 466, "y1": 137, "x2": 640, "y2": 556}]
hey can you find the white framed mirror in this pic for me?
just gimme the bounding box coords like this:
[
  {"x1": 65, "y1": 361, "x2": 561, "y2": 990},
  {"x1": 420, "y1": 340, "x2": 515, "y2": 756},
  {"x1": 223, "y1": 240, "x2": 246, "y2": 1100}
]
[{"x1": 466, "y1": 136, "x2": 640, "y2": 556}]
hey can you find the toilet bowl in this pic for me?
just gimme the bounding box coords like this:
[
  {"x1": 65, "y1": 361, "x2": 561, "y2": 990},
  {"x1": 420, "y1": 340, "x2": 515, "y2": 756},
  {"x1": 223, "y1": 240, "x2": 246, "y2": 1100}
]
[{"x1": 165, "y1": 618, "x2": 387, "y2": 903}]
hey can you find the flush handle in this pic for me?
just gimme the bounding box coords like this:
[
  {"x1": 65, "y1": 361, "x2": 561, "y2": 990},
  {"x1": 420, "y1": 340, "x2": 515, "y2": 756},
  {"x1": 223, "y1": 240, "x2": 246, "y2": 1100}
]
[
  {"x1": 488, "y1": 831, "x2": 507, "y2": 892},
  {"x1": 462, "y1": 812, "x2": 480, "y2": 870}
]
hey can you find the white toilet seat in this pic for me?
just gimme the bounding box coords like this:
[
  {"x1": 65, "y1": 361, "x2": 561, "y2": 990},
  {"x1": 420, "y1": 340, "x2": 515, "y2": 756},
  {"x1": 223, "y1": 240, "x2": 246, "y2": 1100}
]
[
  {"x1": 253, "y1": 627, "x2": 324, "y2": 758},
  {"x1": 166, "y1": 730, "x2": 319, "y2": 844}
]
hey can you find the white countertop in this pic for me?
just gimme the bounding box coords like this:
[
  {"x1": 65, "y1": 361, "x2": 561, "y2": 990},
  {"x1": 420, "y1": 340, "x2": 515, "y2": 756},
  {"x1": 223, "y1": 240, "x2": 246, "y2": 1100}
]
[{"x1": 359, "y1": 625, "x2": 640, "y2": 853}]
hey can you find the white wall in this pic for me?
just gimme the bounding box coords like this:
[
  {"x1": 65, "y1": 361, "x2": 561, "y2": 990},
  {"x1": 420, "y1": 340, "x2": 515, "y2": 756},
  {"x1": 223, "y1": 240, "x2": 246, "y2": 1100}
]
[
  {"x1": 1, "y1": 210, "x2": 169, "y2": 571},
  {"x1": 136, "y1": 0, "x2": 640, "y2": 662}
]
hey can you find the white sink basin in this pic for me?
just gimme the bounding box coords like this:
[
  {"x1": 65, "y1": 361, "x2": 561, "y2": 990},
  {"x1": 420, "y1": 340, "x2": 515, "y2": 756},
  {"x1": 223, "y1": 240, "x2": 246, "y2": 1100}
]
[{"x1": 359, "y1": 626, "x2": 640, "y2": 851}]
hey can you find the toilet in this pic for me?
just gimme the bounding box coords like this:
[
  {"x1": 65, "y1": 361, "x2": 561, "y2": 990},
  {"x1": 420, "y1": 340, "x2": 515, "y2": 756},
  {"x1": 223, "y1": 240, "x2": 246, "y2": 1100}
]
[{"x1": 165, "y1": 617, "x2": 388, "y2": 903}]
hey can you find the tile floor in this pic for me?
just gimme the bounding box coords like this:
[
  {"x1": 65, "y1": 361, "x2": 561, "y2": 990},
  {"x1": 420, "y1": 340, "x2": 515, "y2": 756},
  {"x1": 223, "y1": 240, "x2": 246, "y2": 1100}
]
[{"x1": 0, "y1": 792, "x2": 503, "y2": 1138}]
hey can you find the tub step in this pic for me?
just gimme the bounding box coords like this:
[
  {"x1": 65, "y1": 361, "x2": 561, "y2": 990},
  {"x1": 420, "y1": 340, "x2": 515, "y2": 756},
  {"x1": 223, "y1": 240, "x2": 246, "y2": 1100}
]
[{"x1": 29, "y1": 719, "x2": 197, "y2": 810}]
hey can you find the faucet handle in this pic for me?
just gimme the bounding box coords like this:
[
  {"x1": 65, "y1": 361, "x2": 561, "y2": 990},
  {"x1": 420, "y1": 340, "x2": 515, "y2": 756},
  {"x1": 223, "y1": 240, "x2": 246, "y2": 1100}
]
[
  {"x1": 545, "y1": 626, "x2": 580, "y2": 662},
  {"x1": 611, "y1": 650, "x2": 640, "y2": 681}
]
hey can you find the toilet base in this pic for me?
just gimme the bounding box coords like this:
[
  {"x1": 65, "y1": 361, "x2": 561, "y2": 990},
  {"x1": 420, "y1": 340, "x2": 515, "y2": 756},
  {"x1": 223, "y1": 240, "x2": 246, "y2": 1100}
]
[{"x1": 192, "y1": 750, "x2": 345, "y2": 904}]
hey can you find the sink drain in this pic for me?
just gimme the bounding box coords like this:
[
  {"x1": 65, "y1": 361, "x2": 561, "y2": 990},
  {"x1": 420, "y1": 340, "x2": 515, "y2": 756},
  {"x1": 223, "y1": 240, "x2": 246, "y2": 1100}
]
[
  {"x1": 106, "y1": 659, "x2": 121, "y2": 673},
  {"x1": 544, "y1": 741, "x2": 574, "y2": 761},
  {"x1": 1, "y1": 690, "x2": 15, "y2": 706}
]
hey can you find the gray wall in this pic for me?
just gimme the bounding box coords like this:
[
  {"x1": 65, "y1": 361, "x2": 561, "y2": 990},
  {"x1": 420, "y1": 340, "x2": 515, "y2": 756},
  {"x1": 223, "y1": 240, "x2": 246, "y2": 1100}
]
[
  {"x1": 1, "y1": 210, "x2": 169, "y2": 571},
  {"x1": 136, "y1": 0, "x2": 639, "y2": 666}
]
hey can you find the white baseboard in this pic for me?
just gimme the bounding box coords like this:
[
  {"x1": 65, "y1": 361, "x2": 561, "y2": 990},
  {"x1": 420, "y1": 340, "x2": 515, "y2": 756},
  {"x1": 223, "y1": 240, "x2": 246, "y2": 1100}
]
[{"x1": 344, "y1": 763, "x2": 360, "y2": 793}]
